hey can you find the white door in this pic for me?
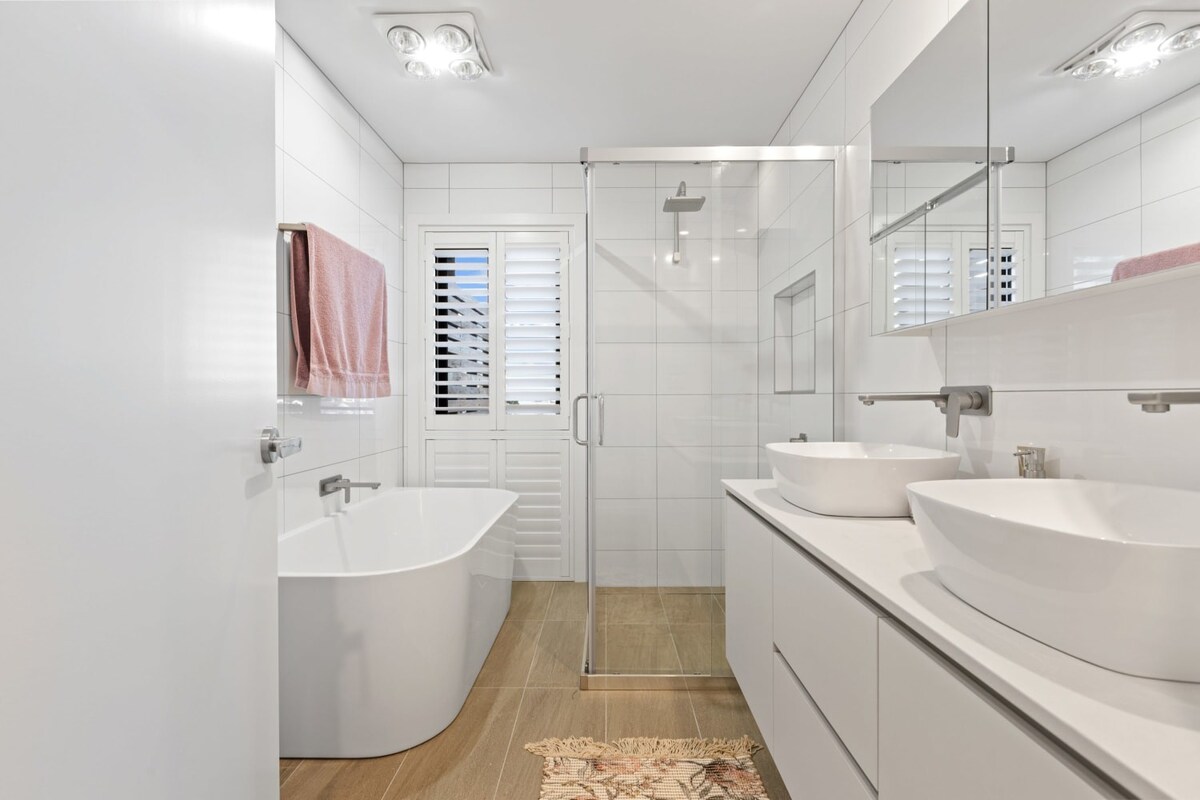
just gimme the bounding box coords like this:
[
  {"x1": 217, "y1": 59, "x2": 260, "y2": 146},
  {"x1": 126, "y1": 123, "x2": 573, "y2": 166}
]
[{"x1": 0, "y1": 3, "x2": 279, "y2": 798}]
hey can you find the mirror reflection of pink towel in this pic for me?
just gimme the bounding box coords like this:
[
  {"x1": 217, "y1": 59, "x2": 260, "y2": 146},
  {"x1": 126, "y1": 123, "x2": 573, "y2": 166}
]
[
  {"x1": 290, "y1": 224, "x2": 391, "y2": 398},
  {"x1": 1112, "y1": 242, "x2": 1200, "y2": 282}
]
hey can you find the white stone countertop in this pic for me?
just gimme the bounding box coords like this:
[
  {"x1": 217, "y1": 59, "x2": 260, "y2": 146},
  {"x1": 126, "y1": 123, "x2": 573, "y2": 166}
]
[{"x1": 724, "y1": 480, "x2": 1200, "y2": 800}]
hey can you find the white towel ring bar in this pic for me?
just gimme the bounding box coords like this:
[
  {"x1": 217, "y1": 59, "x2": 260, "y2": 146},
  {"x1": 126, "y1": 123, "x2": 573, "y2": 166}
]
[{"x1": 278, "y1": 222, "x2": 306, "y2": 232}]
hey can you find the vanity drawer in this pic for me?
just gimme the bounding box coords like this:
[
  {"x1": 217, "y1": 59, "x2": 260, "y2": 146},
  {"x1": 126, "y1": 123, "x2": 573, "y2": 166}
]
[
  {"x1": 878, "y1": 622, "x2": 1114, "y2": 800},
  {"x1": 773, "y1": 533, "x2": 880, "y2": 786},
  {"x1": 773, "y1": 652, "x2": 876, "y2": 800}
]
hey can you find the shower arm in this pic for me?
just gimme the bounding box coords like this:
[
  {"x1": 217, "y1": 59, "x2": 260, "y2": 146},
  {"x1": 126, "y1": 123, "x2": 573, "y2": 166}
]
[{"x1": 672, "y1": 210, "x2": 682, "y2": 264}]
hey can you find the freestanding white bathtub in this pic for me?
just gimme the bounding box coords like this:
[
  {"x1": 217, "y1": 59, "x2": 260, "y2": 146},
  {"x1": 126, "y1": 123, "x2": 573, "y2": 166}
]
[{"x1": 278, "y1": 487, "x2": 518, "y2": 758}]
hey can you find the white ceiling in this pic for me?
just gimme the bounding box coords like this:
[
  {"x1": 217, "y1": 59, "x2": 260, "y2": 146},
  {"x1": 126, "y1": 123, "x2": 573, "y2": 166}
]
[{"x1": 276, "y1": 0, "x2": 860, "y2": 163}]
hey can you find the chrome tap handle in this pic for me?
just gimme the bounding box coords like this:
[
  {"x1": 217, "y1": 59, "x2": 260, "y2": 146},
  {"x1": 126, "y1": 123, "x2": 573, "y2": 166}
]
[{"x1": 260, "y1": 427, "x2": 302, "y2": 464}]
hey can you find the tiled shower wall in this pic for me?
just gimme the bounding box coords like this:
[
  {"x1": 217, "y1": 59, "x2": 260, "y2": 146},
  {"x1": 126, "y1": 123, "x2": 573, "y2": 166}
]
[
  {"x1": 774, "y1": 0, "x2": 1200, "y2": 490},
  {"x1": 590, "y1": 163, "x2": 760, "y2": 587},
  {"x1": 274, "y1": 26, "x2": 407, "y2": 536}
]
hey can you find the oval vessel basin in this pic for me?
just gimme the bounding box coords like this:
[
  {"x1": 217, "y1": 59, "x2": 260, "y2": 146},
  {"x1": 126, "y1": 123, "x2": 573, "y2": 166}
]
[
  {"x1": 908, "y1": 479, "x2": 1200, "y2": 682},
  {"x1": 766, "y1": 442, "x2": 960, "y2": 517}
]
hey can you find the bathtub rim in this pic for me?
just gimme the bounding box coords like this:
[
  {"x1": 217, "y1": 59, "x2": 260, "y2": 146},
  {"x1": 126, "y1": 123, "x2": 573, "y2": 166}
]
[{"x1": 277, "y1": 486, "x2": 519, "y2": 580}]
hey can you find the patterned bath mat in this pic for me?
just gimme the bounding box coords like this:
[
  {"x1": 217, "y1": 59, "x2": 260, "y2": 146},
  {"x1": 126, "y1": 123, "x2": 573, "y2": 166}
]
[{"x1": 525, "y1": 736, "x2": 769, "y2": 799}]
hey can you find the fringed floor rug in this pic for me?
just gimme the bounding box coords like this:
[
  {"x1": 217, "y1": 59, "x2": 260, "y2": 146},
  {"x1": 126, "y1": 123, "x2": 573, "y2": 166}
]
[{"x1": 525, "y1": 736, "x2": 769, "y2": 799}]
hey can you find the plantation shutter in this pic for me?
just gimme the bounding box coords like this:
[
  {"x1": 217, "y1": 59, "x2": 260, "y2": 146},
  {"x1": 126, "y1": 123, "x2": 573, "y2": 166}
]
[
  {"x1": 501, "y1": 232, "x2": 568, "y2": 429},
  {"x1": 428, "y1": 232, "x2": 495, "y2": 428}
]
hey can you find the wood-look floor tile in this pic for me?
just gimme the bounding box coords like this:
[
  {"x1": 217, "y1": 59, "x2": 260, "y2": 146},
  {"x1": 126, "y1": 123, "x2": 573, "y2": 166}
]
[
  {"x1": 384, "y1": 687, "x2": 523, "y2": 800},
  {"x1": 606, "y1": 690, "x2": 699, "y2": 739},
  {"x1": 527, "y1": 620, "x2": 586, "y2": 687},
  {"x1": 281, "y1": 753, "x2": 406, "y2": 800},
  {"x1": 494, "y1": 688, "x2": 606, "y2": 799},
  {"x1": 711, "y1": 624, "x2": 732, "y2": 677},
  {"x1": 670, "y1": 623, "x2": 719, "y2": 675},
  {"x1": 603, "y1": 623, "x2": 682, "y2": 674},
  {"x1": 507, "y1": 581, "x2": 553, "y2": 621},
  {"x1": 475, "y1": 620, "x2": 542, "y2": 687},
  {"x1": 545, "y1": 581, "x2": 587, "y2": 621},
  {"x1": 279, "y1": 758, "x2": 302, "y2": 787},
  {"x1": 662, "y1": 593, "x2": 719, "y2": 625},
  {"x1": 691, "y1": 688, "x2": 790, "y2": 800},
  {"x1": 601, "y1": 593, "x2": 668, "y2": 625}
]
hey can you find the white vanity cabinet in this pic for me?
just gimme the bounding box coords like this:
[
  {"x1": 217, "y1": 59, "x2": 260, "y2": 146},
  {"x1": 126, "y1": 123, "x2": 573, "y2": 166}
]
[
  {"x1": 724, "y1": 495, "x2": 1119, "y2": 800},
  {"x1": 724, "y1": 497, "x2": 775, "y2": 747},
  {"x1": 878, "y1": 622, "x2": 1114, "y2": 800}
]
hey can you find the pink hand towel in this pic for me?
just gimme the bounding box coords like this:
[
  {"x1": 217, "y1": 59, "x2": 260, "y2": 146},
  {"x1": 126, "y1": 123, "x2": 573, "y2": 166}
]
[
  {"x1": 290, "y1": 224, "x2": 391, "y2": 398},
  {"x1": 1112, "y1": 242, "x2": 1200, "y2": 282}
]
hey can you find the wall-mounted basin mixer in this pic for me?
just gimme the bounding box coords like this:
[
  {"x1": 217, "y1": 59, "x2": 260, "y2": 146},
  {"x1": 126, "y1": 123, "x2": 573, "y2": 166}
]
[
  {"x1": 857, "y1": 385, "x2": 992, "y2": 438},
  {"x1": 1014, "y1": 445, "x2": 1047, "y2": 478},
  {"x1": 319, "y1": 474, "x2": 382, "y2": 503}
]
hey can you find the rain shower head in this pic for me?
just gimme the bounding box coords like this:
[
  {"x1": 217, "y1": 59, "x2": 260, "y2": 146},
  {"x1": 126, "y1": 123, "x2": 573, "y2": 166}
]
[{"x1": 663, "y1": 181, "x2": 706, "y2": 212}]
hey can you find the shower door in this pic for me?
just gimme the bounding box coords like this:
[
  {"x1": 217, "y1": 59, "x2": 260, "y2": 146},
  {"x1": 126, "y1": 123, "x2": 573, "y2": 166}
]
[{"x1": 581, "y1": 148, "x2": 837, "y2": 682}]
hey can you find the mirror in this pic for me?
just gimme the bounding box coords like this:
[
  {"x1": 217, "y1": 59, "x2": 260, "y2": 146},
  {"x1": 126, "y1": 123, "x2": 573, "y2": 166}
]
[{"x1": 871, "y1": 0, "x2": 1200, "y2": 333}]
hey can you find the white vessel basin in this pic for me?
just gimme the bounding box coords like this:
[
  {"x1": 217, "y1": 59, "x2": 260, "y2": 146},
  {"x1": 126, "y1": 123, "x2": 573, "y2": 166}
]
[
  {"x1": 766, "y1": 442, "x2": 960, "y2": 517},
  {"x1": 908, "y1": 479, "x2": 1200, "y2": 682}
]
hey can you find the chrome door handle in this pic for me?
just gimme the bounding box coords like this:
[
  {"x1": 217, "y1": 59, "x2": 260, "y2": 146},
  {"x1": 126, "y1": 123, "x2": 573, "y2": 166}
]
[
  {"x1": 571, "y1": 394, "x2": 588, "y2": 445},
  {"x1": 596, "y1": 393, "x2": 606, "y2": 446},
  {"x1": 261, "y1": 426, "x2": 302, "y2": 463}
]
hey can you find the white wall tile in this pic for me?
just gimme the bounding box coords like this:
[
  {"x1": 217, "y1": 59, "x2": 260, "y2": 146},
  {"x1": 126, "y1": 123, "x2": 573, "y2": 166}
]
[
  {"x1": 449, "y1": 188, "x2": 552, "y2": 215},
  {"x1": 595, "y1": 239, "x2": 656, "y2": 291},
  {"x1": 658, "y1": 343, "x2": 712, "y2": 394},
  {"x1": 405, "y1": 188, "x2": 449, "y2": 215},
  {"x1": 1046, "y1": 147, "x2": 1140, "y2": 238},
  {"x1": 657, "y1": 395, "x2": 713, "y2": 447},
  {"x1": 656, "y1": 291, "x2": 712, "y2": 343},
  {"x1": 594, "y1": 188, "x2": 656, "y2": 238},
  {"x1": 1143, "y1": 186, "x2": 1200, "y2": 253},
  {"x1": 596, "y1": 551, "x2": 658, "y2": 587},
  {"x1": 600, "y1": 395, "x2": 658, "y2": 447},
  {"x1": 404, "y1": 163, "x2": 449, "y2": 189},
  {"x1": 657, "y1": 499, "x2": 712, "y2": 550},
  {"x1": 449, "y1": 162, "x2": 552, "y2": 189},
  {"x1": 359, "y1": 151, "x2": 402, "y2": 234},
  {"x1": 657, "y1": 446, "x2": 714, "y2": 498},
  {"x1": 281, "y1": 32, "x2": 359, "y2": 141},
  {"x1": 282, "y1": 155, "x2": 359, "y2": 245},
  {"x1": 594, "y1": 290, "x2": 656, "y2": 342},
  {"x1": 1046, "y1": 119, "x2": 1139, "y2": 185},
  {"x1": 282, "y1": 73, "x2": 359, "y2": 202},
  {"x1": 595, "y1": 447, "x2": 657, "y2": 498},
  {"x1": 657, "y1": 551, "x2": 713, "y2": 588},
  {"x1": 595, "y1": 343, "x2": 656, "y2": 394},
  {"x1": 595, "y1": 499, "x2": 657, "y2": 550}
]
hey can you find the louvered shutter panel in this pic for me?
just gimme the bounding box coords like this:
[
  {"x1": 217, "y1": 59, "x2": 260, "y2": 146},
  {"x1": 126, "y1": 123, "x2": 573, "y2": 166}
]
[
  {"x1": 501, "y1": 232, "x2": 567, "y2": 428},
  {"x1": 425, "y1": 439, "x2": 496, "y2": 488},
  {"x1": 501, "y1": 440, "x2": 570, "y2": 579},
  {"x1": 430, "y1": 238, "x2": 493, "y2": 422}
]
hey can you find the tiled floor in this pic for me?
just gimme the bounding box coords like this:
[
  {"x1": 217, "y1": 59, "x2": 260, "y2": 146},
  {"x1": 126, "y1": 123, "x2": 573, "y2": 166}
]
[
  {"x1": 594, "y1": 586, "x2": 730, "y2": 676},
  {"x1": 279, "y1": 581, "x2": 789, "y2": 800}
]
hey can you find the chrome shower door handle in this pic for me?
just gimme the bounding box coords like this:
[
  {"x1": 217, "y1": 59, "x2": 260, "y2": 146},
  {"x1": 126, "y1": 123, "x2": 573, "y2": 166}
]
[
  {"x1": 596, "y1": 393, "x2": 606, "y2": 446},
  {"x1": 572, "y1": 394, "x2": 589, "y2": 445}
]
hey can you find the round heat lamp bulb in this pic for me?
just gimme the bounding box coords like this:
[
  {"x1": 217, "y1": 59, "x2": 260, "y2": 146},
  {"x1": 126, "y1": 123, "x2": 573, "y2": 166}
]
[
  {"x1": 405, "y1": 60, "x2": 438, "y2": 79},
  {"x1": 450, "y1": 59, "x2": 485, "y2": 81},
  {"x1": 1071, "y1": 58, "x2": 1115, "y2": 80},
  {"x1": 1113, "y1": 23, "x2": 1166, "y2": 52},
  {"x1": 387, "y1": 26, "x2": 424, "y2": 56},
  {"x1": 434, "y1": 24, "x2": 472, "y2": 54},
  {"x1": 1161, "y1": 24, "x2": 1200, "y2": 54},
  {"x1": 1113, "y1": 58, "x2": 1160, "y2": 79}
]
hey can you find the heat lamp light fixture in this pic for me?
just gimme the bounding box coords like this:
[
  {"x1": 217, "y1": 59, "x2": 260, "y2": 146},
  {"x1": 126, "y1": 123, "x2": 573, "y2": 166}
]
[
  {"x1": 374, "y1": 12, "x2": 492, "y2": 81},
  {"x1": 1060, "y1": 11, "x2": 1200, "y2": 81}
]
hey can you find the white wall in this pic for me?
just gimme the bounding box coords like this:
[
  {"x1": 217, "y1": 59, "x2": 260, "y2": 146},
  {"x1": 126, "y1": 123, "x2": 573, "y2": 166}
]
[
  {"x1": 275, "y1": 26, "x2": 407, "y2": 534},
  {"x1": 1046, "y1": 85, "x2": 1200, "y2": 293},
  {"x1": 773, "y1": 0, "x2": 1200, "y2": 489},
  {"x1": 0, "y1": 2, "x2": 279, "y2": 796}
]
